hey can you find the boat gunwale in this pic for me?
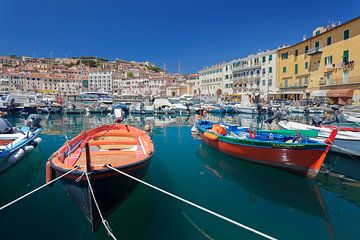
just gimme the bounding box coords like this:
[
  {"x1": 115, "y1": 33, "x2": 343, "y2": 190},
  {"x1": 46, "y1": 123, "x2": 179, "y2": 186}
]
[
  {"x1": 196, "y1": 121, "x2": 327, "y2": 149},
  {"x1": 49, "y1": 124, "x2": 154, "y2": 172}
]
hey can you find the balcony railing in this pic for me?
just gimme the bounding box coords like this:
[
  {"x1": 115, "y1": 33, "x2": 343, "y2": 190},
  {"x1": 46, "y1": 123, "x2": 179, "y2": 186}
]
[
  {"x1": 279, "y1": 83, "x2": 308, "y2": 90},
  {"x1": 325, "y1": 60, "x2": 355, "y2": 71},
  {"x1": 319, "y1": 76, "x2": 360, "y2": 87},
  {"x1": 233, "y1": 63, "x2": 261, "y2": 71},
  {"x1": 307, "y1": 46, "x2": 322, "y2": 56}
]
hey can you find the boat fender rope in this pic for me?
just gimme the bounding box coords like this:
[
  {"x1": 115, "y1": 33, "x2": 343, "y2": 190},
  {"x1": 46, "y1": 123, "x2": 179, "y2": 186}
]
[
  {"x1": 0, "y1": 167, "x2": 79, "y2": 211},
  {"x1": 85, "y1": 172, "x2": 117, "y2": 240},
  {"x1": 76, "y1": 172, "x2": 85, "y2": 182},
  {"x1": 105, "y1": 165, "x2": 276, "y2": 240}
]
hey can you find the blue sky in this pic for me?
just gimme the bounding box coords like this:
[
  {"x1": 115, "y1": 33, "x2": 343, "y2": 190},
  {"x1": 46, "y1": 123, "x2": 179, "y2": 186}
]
[{"x1": 0, "y1": 0, "x2": 359, "y2": 73}]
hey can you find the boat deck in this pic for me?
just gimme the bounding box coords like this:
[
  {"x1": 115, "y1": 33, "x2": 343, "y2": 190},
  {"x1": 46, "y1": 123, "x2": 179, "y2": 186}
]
[{"x1": 63, "y1": 132, "x2": 147, "y2": 170}]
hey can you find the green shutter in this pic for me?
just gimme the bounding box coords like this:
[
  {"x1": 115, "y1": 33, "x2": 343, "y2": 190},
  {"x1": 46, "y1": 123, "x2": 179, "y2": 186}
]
[
  {"x1": 295, "y1": 64, "x2": 298, "y2": 74},
  {"x1": 269, "y1": 67, "x2": 272, "y2": 73},
  {"x1": 269, "y1": 55, "x2": 272, "y2": 61},
  {"x1": 343, "y1": 50, "x2": 349, "y2": 63},
  {"x1": 305, "y1": 62, "x2": 309, "y2": 69},
  {"x1": 283, "y1": 67, "x2": 286, "y2": 73},
  {"x1": 344, "y1": 30, "x2": 350, "y2": 40}
]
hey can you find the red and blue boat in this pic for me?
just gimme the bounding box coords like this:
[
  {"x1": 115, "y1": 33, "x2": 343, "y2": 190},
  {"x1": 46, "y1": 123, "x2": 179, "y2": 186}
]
[{"x1": 195, "y1": 120, "x2": 337, "y2": 178}]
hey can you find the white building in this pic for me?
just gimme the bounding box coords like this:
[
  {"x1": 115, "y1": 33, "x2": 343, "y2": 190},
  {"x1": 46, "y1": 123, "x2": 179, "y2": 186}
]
[
  {"x1": 232, "y1": 49, "x2": 277, "y2": 100},
  {"x1": 88, "y1": 71, "x2": 113, "y2": 93},
  {"x1": 198, "y1": 64, "x2": 225, "y2": 98},
  {"x1": 0, "y1": 74, "x2": 10, "y2": 93}
]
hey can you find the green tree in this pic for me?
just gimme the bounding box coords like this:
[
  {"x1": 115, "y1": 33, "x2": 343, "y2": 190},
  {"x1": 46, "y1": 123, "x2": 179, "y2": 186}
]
[{"x1": 127, "y1": 72, "x2": 134, "y2": 78}]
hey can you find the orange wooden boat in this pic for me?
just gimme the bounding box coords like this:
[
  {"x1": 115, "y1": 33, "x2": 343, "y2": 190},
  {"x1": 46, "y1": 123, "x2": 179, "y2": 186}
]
[{"x1": 46, "y1": 124, "x2": 154, "y2": 231}]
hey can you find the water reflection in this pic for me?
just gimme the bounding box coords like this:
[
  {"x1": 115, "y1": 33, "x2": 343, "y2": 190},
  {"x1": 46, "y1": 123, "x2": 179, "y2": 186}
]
[{"x1": 197, "y1": 143, "x2": 337, "y2": 239}]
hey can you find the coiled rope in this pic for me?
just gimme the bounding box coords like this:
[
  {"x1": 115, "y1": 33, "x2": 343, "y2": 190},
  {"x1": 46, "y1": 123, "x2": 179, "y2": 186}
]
[
  {"x1": 85, "y1": 172, "x2": 117, "y2": 240},
  {"x1": 106, "y1": 164, "x2": 277, "y2": 240},
  {"x1": 0, "y1": 167, "x2": 78, "y2": 211}
]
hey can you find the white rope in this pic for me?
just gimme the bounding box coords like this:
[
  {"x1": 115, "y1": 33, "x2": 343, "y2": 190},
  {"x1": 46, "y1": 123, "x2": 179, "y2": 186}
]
[
  {"x1": 0, "y1": 167, "x2": 78, "y2": 211},
  {"x1": 85, "y1": 172, "x2": 117, "y2": 240},
  {"x1": 106, "y1": 165, "x2": 277, "y2": 240}
]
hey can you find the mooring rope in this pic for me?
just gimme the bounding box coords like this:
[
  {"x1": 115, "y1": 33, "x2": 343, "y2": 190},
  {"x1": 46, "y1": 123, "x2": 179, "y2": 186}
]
[
  {"x1": 84, "y1": 172, "x2": 117, "y2": 240},
  {"x1": 106, "y1": 164, "x2": 277, "y2": 240},
  {"x1": 0, "y1": 167, "x2": 78, "y2": 211}
]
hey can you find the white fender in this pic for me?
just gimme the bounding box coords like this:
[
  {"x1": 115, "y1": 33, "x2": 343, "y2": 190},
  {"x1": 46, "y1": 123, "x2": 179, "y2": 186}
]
[
  {"x1": 24, "y1": 145, "x2": 35, "y2": 153},
  {"x1": 9, "y1": 148, "x2": 25, "y2": 164},
  {"x1": 33, "y1": 137, "x2": 42, "y2": 145}
]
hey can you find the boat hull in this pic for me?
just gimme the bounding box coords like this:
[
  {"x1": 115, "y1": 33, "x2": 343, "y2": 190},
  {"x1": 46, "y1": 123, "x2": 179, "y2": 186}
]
[
  {"x1": 53, "y1": 158, "x2": 150, "y2": 231},
  {"x1": 198, "y1": 131, "x2": 328, "y2": 178}
]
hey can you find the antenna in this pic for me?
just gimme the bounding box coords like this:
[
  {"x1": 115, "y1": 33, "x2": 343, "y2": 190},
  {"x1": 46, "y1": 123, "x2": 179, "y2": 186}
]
[{"x1": 177, "y1": 59, "x2": 182, "y2": 74}]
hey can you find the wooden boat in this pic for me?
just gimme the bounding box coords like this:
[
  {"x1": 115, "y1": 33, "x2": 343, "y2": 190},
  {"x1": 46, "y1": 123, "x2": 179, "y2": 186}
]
[
  {"x1": 195, "y1": 120, "x2": 337, "y2": 178},
  {"x1": 46, "y1": 124, "x2": 154, "y2": 231},
  {"x1": 0, "y1": 116, "x2": 42, "y2": 172}
]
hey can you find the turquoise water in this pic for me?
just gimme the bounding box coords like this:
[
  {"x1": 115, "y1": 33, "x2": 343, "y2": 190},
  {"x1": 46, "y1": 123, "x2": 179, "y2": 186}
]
[{"x1": 1, "y1": 113, "x2": 360, "y2": 239}]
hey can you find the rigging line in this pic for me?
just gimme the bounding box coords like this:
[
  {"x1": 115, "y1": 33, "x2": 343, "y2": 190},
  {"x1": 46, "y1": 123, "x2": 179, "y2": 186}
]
[
  {"x1": 85, "y1": 172, "x2": 117, "y2": 240},
  {"x1": 106, "y1": 164, "x2": 277, "y2": 240},
  {"x1": 0, "y1": 167, "x2": 78, "y2": 211}
]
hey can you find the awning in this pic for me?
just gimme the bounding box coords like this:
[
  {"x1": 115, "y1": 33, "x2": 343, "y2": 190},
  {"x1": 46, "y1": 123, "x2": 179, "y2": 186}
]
[
  {"x1": 327, "y1": 88, "x2": 354, "y2": 98},
  {"x1": 280, "y1": 91, "x2": 304, "y2": 94},
  {"x1": 310, "y1": 90, "x2": 328, "y2": 97}
]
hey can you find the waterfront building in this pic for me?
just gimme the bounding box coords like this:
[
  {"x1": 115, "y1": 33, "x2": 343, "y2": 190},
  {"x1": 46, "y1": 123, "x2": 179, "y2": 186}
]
[
  {"x1": 0, "y1": 74, "x2": 10, "y2": 93},
  {"x1": 232, "y1": 49, "x2": 278, "y2": 101},
  {"x1": 186, "y1": 73, "x2": 199, "y2": 96},
  {"x1": 277, "y1": 16, "x2": 360, "y2": 103},
  {"x1": 198, "y1": 64, "x2": 225, "y2": 98},
  {"x1": 88, "y1": 71, "x2": 114, "y2": 93}
]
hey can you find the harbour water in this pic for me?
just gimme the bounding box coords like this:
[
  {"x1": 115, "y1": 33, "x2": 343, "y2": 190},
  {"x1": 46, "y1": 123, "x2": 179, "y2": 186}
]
[{"x1": 1, "y1": 113, "x2": 360, "y2": 239}]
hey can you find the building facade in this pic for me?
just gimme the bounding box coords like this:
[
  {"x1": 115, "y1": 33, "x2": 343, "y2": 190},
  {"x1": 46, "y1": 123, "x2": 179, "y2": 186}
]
[
  {"x1": 88, "y1": 71, "x2": 113, "y2": 93},
  {"x1": 277, "y1": 16, "x2": 360, "y2": 103},
  {"x1": 232, "y1": 50, "x2": 278, "y2": 101},
  {"x1": 198, "y1": 64, "x2": 225, "y2": 98}
]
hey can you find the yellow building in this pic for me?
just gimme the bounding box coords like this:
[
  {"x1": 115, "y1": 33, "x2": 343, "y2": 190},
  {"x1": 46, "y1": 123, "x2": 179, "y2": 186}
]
[{"x1": 277, "y1": 16, "x2": 360, "y2": 104}]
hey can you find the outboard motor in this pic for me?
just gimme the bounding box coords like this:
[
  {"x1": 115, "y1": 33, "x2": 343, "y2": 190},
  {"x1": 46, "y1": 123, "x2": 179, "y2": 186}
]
[
  {"x1": 0, "y1": 118, "x2": 14, "y2": 134},
  {"x1": 25, "y1": 114, "x2": 42, "y2": 130},
  {"x1": 311, "y1": 115, "x2": 322, "y2": 126}
]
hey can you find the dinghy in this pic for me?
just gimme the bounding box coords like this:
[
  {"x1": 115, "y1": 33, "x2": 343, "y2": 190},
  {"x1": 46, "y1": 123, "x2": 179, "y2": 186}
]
[
  {"x1": 0, "y1": 115, "x2": 42, "y2": 172},
  {"x1": 46, "y1": 124, "x2": 154, "y2": 231},
  {"x1": 195, "y1": 120, "x2": 337, "y2": 178}
]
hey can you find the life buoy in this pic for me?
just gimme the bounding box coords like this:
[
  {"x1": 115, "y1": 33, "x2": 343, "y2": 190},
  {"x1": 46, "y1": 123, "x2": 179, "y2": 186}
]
[{"x1": 211, "y1": 124, "x2": 227, "y2": 135}]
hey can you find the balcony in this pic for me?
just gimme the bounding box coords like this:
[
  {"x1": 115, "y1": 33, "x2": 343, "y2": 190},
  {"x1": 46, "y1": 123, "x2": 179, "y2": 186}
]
[
  {"x1": 325, "y1": 60, "x2": 355, "y2": 71},
  {"x1": 307, "y1": 46, "x2": 322, "y2": 56},
  {"x1": 279, "y1": 83, "x2": 308, "y2": 90},
  {"x1": 233, "y1": 63, "x2": 261, "y2": 72}
]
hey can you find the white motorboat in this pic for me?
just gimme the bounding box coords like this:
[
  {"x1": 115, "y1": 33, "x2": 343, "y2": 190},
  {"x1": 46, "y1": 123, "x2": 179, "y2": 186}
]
[{"x1": 278, "y1": 120, "x2": 360, "y2": 141}]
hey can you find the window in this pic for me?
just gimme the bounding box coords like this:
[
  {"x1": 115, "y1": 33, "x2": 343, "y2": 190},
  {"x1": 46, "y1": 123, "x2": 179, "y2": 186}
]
[
  {"x1": 295, "y1": 64, "x2": 298, "y2": 75},
  {"x1": 283, "y1": 67, "x2": 287, "y2": 73},
  {"x1": 284, "y1": 79, "x2": 288, "y2": 87},
  {"x1": 343, "y1": 50, "x2": 349, "y2": 63},
  {"x1": 344, "y1": 29, "x2": 350, "y2": 40},
  {"x1": 315, "y1": 41, "x2": 320, "y2": 49},
  {"x1": 269, "y1": 67, "x2": 272, "y2": 73},
  {"x1": 325, "y1": 72, "x2": 331, "y2": 85},
  {"x1": 305, "y1": 45, "x2": 309, "y2": 53},
  {"x1": 325, "y1": 56, "x2": 333, "y2": 65},
  {"x1": 262, "y1": 80, "x2": 265, "y2": 86},
  {"x1": 343, "y1": 70, "x2": 349, "y2": 84},
  {"x1": 281, "y1": 53, "x2": 288, "y2": 60},
  {"x1": 268, "y1": 79, "x2": 272, "y2": 86},
  {"x1": 269, "y1": 55, "x2": 272, "y2": 61},
  {"x1": 262, "y1": 56, "x2": 266, "y2": 62},
  {"x1": 304, "y1": 77, "x2": 308, "y2": 85},
  {"x1": 315, "y1": 30, "x2": 320, "y2": 35},
  {"x1": 305, "y1": 62, "x2": 309, "y2": 69},
  {"x1": 327, "y1": 36, "x2": 332, "y2": 46},
  {"x1": 294, "y1": 49, "x2": 298, "y2": 56}
]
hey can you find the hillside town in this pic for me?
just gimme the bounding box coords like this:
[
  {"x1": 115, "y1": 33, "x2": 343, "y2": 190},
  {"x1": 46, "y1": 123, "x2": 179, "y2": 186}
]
[{"x1": 0, "y1": 16, "x2": 359, "y2": 106}]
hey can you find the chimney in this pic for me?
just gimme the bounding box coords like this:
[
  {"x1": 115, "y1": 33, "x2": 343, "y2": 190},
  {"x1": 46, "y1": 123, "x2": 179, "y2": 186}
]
[{"x1": 303, "y1": 35, "x2": 307, "y2": 41}]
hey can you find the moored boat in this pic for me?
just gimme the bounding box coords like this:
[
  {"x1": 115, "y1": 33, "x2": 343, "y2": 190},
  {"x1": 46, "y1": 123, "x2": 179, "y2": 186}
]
[
  {"x1": 0, "y1": 115, "x2": 42, "y2": 172},
  {"x1": 195, "y1": 120, "x2": 337, "y2": 177},
  {"x1": 46, "y1": 124, "x2": 154, "y2": 231}
]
